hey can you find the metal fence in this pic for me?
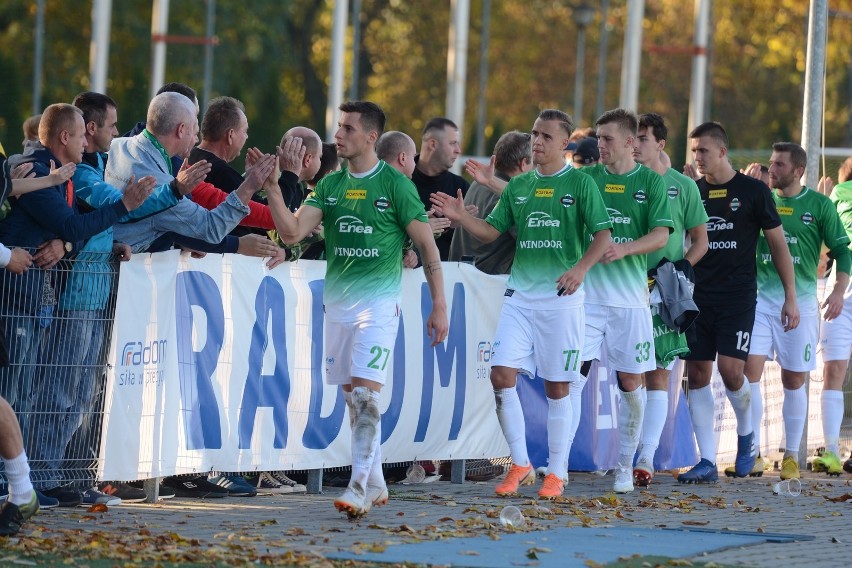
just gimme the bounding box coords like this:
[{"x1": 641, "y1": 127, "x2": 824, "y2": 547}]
[
  {"x1": 0, "y1": 252, "x2": 850, "y2": 491},
  {"x1": 0, "y1": 251, "x2": 118, "y2": 491}
]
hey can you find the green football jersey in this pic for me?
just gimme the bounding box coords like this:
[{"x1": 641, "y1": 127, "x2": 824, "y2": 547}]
[
  {"x1": 756, "y1": 187, "x2": 850, "y2": 315},
  {"x1": 582, "y1": 163, "x2": 673, "y2": 307},
  {"x1": 647, "y1": 168, "x2": 708, "y2": 269},
  {"x1": 304, "y1": 161, "x2": 428, "y2": 312},
  {"x1": 832, "y1": 180, "x2": 852, "y2": 249},
  {"x1": 485, "y1": 165, "x2": 612, "y2": 303}
]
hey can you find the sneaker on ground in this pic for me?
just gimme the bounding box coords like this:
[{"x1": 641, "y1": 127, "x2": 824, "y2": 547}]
[
  {"x1": 0, "y1": 490, "x2": 39, "y2": 536},
  {"x1": 733, "y1": 432, "x2": 757, "y2": 477},
  {"x1": 36, "y1": 490, "x2": 59, "y2": 509},
  {"x1": 99, "y1": 482, "x2": 147, "y2": 503},
  {"x1": 633, "y1": 456, "x2": 654, "y2": 487},
  {"x1": 725, "y1": 455, "x2": 766, "y2": 478},
  {"x1": 812, "y1": 450, "x2": 843, "y2": 476},
  {"x1": 538, "y1": 473, "x2": 564, "y2": 499},
  {"x1": 613, "y1": 467, "x2": 634, "y2": 494},
  {"x1": 844, "y1": 452, "x2": 852, "y2": 474},
  {"x1": 780, "y1": 456, "x2": 800, "y2": 480},
  {"x1": 677, "y1": 458, "x2": 719, "y2": 484},
  {"x1": 209, "y1": 475, "x2": 258, "y2": 497},
  {"x1": 40, "y1": 485, "x2": 83, "y2": 507},
  {"x1": 334, "y1": 485, "x2": 367, "y2": 519},
  {"x1": 363, "y1": 483, "x2": 389, "y2": 514},
  {"x1": 126, "y1": 480, "x2": 176, "y2": 500},
  {"x1": 270, "y1": 471, "x2": 306, "y2": 493},
  {"x1": 81, "y1": 487, "x2": 121, "y2": 507},
  {"x1": 161, "y1": 475, "x2": 228, "y2": 498},
  {"x1": 249, "y1": 472, "x2": 294, "y2": 494},
  {"x1": 495, "y1": 464, "x2": 535, "y2": 496}
]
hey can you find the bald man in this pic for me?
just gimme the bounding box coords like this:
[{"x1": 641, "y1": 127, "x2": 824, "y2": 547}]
[{"x1": 377, "y1": 131, "x2": 417, "y2": 178}]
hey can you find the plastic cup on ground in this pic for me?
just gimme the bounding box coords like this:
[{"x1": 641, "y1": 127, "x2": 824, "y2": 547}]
[
  {"x1": 772, "y1": 478, "x2": 801, "y2": 496},
  {"x1": 499, "y1": 505, "x2": 525, "y2": 528},
  {"x1": 404, "y1": 463, "x2": 426, "y2": 484}
]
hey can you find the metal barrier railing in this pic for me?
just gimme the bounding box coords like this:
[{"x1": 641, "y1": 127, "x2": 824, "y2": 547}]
[{"x1": 0, "y1": 250, "x2": 118, "y2": 491}]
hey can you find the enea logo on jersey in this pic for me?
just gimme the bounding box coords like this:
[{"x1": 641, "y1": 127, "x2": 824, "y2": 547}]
[
  {"x1": 345, "y1": 189, "x2": 367, "y2": 200},
  {"x1": 783, "y1": 230, "x2": 798, "y2": 245},
  {"x1": 607, "y1": 208, "x2": 631, "y2": 224},
  {"x1": 337, "y1": 215, "x2": 374, "y2": 234},
  {"x1": 535, "y1": 188, "x2": 554, "y2": 198},
  {"x1": 633, "y1": 190, "x2": 648, "y2": 203},
  {"x1": 777, "y1": 206, "x2": 794, "y2": 216},
  {"x1": 706, "y1": 216, "x2": 734, "y2": 231},
  {"x1": 667, "y1": 186, "x2": 679, "y2": 199},
  {"x1": 605, "y1": 183, "x2": 625, "y2": 194},
  {"x1": 801, "y1": 212, "x2": 814, "y2": 225},
  {"x1": 374, "y1": 196, "x2": 390, "y2": 212},
  {"x1": 560, "y1": 194, "x2": 575, "y2": 207},
  {"x1": 515, "y1": 196, "x2": 529, "y2": 205},
  {"x1": 526, "y1": 211, "x2": 561, "y2": 228}
]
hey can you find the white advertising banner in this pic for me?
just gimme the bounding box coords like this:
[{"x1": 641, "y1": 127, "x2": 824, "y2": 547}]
[{"x1": 99, "y1": 253, "x2": 509, "y2": 481}]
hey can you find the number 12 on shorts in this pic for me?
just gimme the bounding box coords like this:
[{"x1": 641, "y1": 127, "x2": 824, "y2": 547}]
[
  {"x1": 368, "y1": 346, "x2": 391, "y2": 370},
  {"x1": 563, "y1": 349, "x2": 580, "y2": 371}
]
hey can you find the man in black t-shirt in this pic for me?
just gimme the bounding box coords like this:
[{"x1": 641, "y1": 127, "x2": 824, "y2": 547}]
[
  {"x1": 411, "y1": 117, "x2": 469, "y2": 260},
  {"x1": 677, "y1": 122, "x2": 799, "y2": 484}
]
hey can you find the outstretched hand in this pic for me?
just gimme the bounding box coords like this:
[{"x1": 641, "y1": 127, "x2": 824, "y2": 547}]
[
  {"x1": 429, "y1": 189, "x2": 466, "y2": 223},
  {"x1": 465, "y1": 156, "x2": 495, "y2": 187}
]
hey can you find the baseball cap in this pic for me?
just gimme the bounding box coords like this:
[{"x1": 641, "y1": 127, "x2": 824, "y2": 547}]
[{"x1": 573, "y1": 137, "x2": 600, "y2": 164}]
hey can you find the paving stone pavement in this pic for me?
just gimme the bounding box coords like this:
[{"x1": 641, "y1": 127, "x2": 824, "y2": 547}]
[{"x1": 24, "y1": 468, "x2": 852, "y2": 567}]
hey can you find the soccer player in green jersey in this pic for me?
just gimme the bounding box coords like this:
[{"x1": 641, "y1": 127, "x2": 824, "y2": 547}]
[
  {"x1": 274, "y1": 101, "x2": 449, "y2": 518},
  {"x1": 431, "y1": 109, "x2": 612, "y2": 500},
  {"x1": 742, "y1": 143, "x2": 850, "y2": 480},
  {"x1": 574, "y1": 108, "x2": 673, "y2": 494},
  {"x1": 631, "y1": 113, "x2": 708, "y2": 486}
]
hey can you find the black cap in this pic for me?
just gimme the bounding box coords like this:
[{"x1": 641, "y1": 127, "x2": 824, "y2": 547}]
[{"x1": 573, "y1": 137, "x2": 600, "y2": 164}]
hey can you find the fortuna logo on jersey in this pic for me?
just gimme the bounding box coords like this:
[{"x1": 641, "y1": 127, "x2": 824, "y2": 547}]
[
  {"x1": 801, "y1": 212, "x2": 814, "y2": 225},
  {"x1": 706, "y1": 216, "x2": 734, "y2": 231},
  {"x1": 667, "y1": 186, "x2": 679, "y2": 199},
  {"x1": 535, "y1": 188, "x2": 554, "y2": 198},
  {"x1": 374, "y1": 197, "x2": 390, "y2": 212},
  {"x1": 777, "y1": 206, "x2": 793, "y2": 216},
  {"x1": 605, "y1": 183, "x2": 625, "y2": 193},
  {"x1": 526, "y1": 212, "x2": 560, "y2": 228},
  {"x1": 337, "y1": 215, "x2": 374, "y2": 233},
  {"x1": 345, "y1": 189, "x2": 367, "y2": 200},
  {"x1": 560, "y1": 194, "x2": 575, "y2": 207},
  {"x1": 633, "y1": 190, "x2": 647, "y2": 203},
  {"x1": 607, "y1": 208, "x2": 631, "y2": 224}
]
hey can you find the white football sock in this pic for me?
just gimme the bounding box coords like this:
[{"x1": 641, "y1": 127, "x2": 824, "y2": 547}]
[
  {"x1": 726, "y1": 380, "x2": 752, "y2": 437},
  {"x1": 822, "y1": 389, "x2": 844, "y2": 455},
  {"x1": 688, "y1": 384, "x2": 717, "y2": 464},
  {"x1": 545, "y1": 396, "x2": 572, "y2": 480},
  {"x1": 782, "y1": 385, "x2": 807, "y2": 458},
  {"x1": 495, "y1": 387, "x2": 529, "y2": 467}
]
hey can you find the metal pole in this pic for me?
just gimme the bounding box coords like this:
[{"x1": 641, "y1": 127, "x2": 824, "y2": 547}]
[
  {"x1": 474, "y1": 0, "x2": 491, "y2": 157},
  {"x1": 446, "y1": 0, "x2": 470, "y2": 143},
  {"x1": 89, "y1": 0, "x2": 113, "y2": 94},
  {"x1": 326, "y1": 0, "x2": 348, "y2": 142},
  {"x1": 799, "y1": 0, "x2": 828, "y2": 471},
  {"x1": 348, "y1": 0, "x2": 362, "y2": 101},
  {"x1": 574, "y1": 26, "x2": 587, "y2": 125},
  {"x1": 686, "y1": 0, "x2": 710, "y2": 165},
  {"x1": 32, "y1": 0, "x2": 45, "y2": 114},
  {"x1": 618, "y1": 0, "x2": 644, "y2": 111},
  {"x1": 150, "y1": 0, "x2": 170, "y2": 99},
  {"x1": 595, "y1": 0, "x2": 611, "y2": 119},
  {"x1": 202, "y1": 0, "x2": 216, "y2": 110}
]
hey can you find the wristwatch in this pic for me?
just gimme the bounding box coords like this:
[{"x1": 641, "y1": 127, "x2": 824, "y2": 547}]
[{"x1": 64, "y1": 241, "x2": 73, "y2": 253}]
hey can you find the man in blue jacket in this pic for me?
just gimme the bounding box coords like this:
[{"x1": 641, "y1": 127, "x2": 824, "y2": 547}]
[
  {"x1": 25, "y1": 93, "x2": 158, "y2": 507},
  {"x1": 0, "y1": 103, "x2": 153, "y2": 505}
]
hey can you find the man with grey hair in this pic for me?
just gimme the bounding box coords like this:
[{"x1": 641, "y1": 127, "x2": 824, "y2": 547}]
[
  {"x1": 449, "y1": 131, "x2": 532, "y2": 274},
  {"x1": 106, "y1": 91, "x2": 277, "y2": 253},
  {"x1": 377, "y1": 131, "x2": 417, "y2": 179}
]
